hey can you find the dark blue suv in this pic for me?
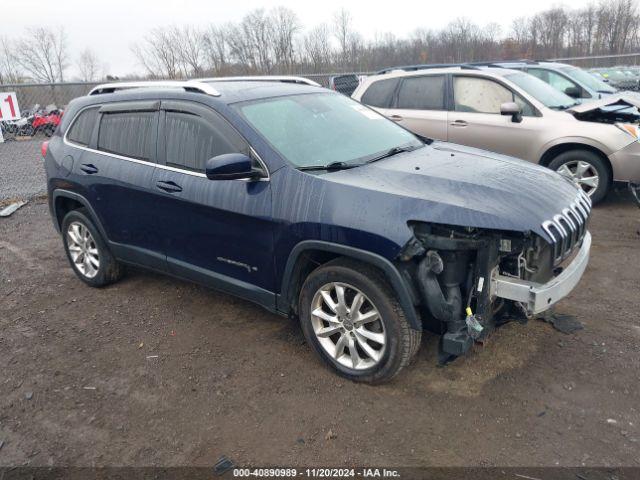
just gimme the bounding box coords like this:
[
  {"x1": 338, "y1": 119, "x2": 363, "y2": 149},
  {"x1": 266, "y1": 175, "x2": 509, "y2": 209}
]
[{"x1": 44, "y1": 79, "x2": 592, "y2": 383}]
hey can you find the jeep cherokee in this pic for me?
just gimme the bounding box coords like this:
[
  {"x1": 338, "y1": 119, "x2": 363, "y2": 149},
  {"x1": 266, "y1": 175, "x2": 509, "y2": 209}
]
[{"x1": 44, "y1": 79, "x2": 591, "y2": 383}]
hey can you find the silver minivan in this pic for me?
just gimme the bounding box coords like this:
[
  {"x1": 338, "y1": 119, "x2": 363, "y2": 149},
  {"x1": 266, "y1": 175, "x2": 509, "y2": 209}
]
[{"x1": 353, "y1": 66, "x2": 640, "y2": 203}]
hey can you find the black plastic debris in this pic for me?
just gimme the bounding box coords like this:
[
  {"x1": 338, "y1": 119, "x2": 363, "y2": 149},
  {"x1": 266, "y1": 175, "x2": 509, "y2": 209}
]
[
  {"x1": 539, "y1": 311, "x2": 584, "y2": 334},
  {"x1": 214, "y1": 455, "x2": 235, "y2": 476}
]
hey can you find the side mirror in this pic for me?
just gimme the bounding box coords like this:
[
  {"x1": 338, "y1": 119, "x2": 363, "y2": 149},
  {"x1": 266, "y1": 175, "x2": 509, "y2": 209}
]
[
  {"x1": 500, "y1": 102, "x2": 522, "y2": 123},
  {"x1": 205, "y1": 153, "x2": 259, "y2": 181},
  {"x1": 564, "y1": 86, "x2": 581, "y2": 98}
]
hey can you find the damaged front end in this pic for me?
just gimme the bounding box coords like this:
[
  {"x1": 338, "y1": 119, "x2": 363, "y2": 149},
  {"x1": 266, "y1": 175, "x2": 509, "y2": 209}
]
[
  {"x1": 397, "y1": 191, "x2": 592, "y2": 364},
  {"x1": 568, "y1": 96, "x2": 640, "y2": 125}
]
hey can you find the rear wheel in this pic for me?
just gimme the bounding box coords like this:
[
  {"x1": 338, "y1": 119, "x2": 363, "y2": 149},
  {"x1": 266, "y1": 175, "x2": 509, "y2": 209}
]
[
  {"x1": 61, "y1": 208, "x2": 124, "y2": 287},
  {"x1": 548, "y1": 149, "x2": 610, "y2": 204},
  {"x1": 299, "y1": 258, "x2": 421, "y2": 384}
]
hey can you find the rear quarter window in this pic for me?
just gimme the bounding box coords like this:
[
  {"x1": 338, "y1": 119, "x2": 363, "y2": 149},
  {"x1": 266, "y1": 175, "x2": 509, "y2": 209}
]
[
  {"x1": 360, "y1": 78, "x2": 399, "y2": 108},
  {"x1": 66, "y1": 107, "x2": 99, "y2": 146},
  {"x1": 97, "y1": 111, "x2": 156, "y2": 161}
]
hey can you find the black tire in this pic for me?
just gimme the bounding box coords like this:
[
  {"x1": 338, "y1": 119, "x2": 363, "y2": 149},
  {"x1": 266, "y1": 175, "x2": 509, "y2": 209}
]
[
  {"x1": 61, "y1": 208, "x2": 124, "y2": 287},
  {"x1": 299, "y1": 258, "x2": 421, "y2": 384},
  {"x1": 548, "y1": 149, "x2": 611, "y2": 204}
]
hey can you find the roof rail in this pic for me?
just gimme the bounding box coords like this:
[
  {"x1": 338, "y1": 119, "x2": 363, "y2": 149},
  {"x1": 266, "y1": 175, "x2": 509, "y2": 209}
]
[
  {"x1": 192, "y1": 76, "x2": 321, "y2": 87},
  {"x1": 376, "y1": 63, "x2": 481, "y2": 75},
  {"x1": 468, "y1": 59, "x2": 540, "y2": 67},
  {"x1": 88, "y1": 81, "x2": 221, "y2": 97}
]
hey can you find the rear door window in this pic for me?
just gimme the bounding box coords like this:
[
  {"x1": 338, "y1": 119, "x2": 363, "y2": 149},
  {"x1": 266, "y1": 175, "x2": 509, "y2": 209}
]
[
  {"x1": 360, "y1": 78, "x2": 399, "y2": 108},
  {"x1": 163, "y1": 106, "x2": 249, "y2": 172},
  {"x1": 98, "y1": 111, "x2": 156, "y2": 161},
  {"x1": 67, "y1": 107, "x2": 99, "y2": 146},
  {"x1": 396, "y1": 75, "x2": 445, "y2": 110}
]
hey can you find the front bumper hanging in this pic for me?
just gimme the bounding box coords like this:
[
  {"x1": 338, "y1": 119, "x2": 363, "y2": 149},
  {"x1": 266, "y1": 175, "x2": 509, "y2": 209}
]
[{"x1": 490, "y1": 232, "x2": 591, "y2": 315}]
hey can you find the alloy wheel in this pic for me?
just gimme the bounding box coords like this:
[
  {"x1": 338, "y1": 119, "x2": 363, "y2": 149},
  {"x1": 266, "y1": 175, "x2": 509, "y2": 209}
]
[
  {"x1": 66, "y1": 221, "x2": 100, "y2": 278},
  {"x1": 310, "y1": 282, "x2": 386, "y2": 370},
  {"x1": 556, "y1": 160, "x2": 600, "y2": 197}
]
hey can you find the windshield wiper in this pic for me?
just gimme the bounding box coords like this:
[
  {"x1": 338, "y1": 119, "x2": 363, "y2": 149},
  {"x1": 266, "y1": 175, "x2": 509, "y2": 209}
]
[
  {"x1": 366, "y1": 145, "x2": 418, "y2": 164},
  {"x1": 297, "y1": 161, "x2": 360, "y2": 171}
]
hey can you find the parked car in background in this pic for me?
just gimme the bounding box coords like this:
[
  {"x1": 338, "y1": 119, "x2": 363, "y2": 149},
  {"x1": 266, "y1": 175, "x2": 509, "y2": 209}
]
[
  {"x1": 591, "y1": 68, "x2": 640, "y2": 91},
  {"x1": 44, "y1": 79, "x2": 591, "y2": 382},
  {"x1": 353, "y1": 65, "x2": 640, "y2": 203},
  {"x1": 329, "y1": 74, "x2": 364, "y2": 96},
  {"x1": 485, "y1": 61, "x2": 617, "y2": 101}
]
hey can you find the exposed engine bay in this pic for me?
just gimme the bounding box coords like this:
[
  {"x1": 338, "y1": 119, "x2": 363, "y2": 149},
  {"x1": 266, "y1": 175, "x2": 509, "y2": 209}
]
[{"x1": 396, "y1": 195, "x2": 591, "y2": 364}]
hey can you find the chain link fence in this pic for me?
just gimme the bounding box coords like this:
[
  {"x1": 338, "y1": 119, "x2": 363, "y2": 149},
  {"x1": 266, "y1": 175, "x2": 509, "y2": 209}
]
[
  {"x1": 550, "y1": 52, "x2": 640, "y2": 68},
  {"x1": 0, "y1": 73, "x2": 368, "y2": 111}
]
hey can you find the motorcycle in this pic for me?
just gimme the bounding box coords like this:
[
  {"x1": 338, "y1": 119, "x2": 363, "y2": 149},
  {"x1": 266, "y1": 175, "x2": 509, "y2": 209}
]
[
  {"x1": 33, "y1": 108, "x2": 62, "y2": 137},
  {"x1": 4, "y1": 115, "x2": 34, "y2": 137}
]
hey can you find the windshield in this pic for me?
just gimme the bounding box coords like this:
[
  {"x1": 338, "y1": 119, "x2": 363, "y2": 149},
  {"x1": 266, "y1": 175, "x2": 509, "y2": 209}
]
[
  {"x1": 234, "y1": 93, "x2": 423, "y2": 168},
  {"x1": 559, "y1": 66, "x2": 616, "y2": 93},
  {"x1": 505, "y1": 72, "x2": 578, "y2": 110}
]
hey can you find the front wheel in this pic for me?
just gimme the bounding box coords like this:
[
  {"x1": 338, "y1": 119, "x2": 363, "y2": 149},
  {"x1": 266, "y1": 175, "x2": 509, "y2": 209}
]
[
  {"x1": 299, "y1": 258, "x2": 421, "y2": 384},
  {"x1": 548, "y1": 149, "x2": 611, "y2": 204}
]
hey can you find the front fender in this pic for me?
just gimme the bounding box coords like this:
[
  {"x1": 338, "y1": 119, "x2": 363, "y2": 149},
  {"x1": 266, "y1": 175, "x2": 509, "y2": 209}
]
[
  {"x1": 278, "y1": 240, "x2": 422, "y2": 331},
  {"x1": 537, "y1": 135, "x2": 619, "y2": 163}
]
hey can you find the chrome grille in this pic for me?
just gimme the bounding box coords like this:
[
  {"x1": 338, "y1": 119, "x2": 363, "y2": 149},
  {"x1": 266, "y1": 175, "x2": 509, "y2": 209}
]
[{"x1": 541, "y1": 189, "x2": 591, "y2": 264}]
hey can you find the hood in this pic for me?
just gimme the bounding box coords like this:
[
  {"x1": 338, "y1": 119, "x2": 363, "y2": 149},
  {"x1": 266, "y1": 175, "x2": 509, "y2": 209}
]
[
  {"x1": 566, "y1": 95, "x2": 640, "y2": 124},
  {"x1": 567, "y1": 94, "x2": 640, "y2": 114},
  {"x1": 322, "y1": 141, "x2": 582, "y2": 243}
]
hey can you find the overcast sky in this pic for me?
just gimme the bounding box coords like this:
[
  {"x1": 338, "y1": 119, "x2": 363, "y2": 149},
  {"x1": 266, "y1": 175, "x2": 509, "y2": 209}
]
[{"x1": 4, "y1": 0, "x2": 589, "y2": 78}]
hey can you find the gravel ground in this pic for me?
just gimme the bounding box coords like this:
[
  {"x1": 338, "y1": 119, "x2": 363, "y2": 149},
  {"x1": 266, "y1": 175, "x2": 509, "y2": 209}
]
[
  {"x1": 0, "y1": 192, "x2": 639, "y2": 469},
  {"x1": 0, "y1": 139, "x2": 46, "y2": 203}
]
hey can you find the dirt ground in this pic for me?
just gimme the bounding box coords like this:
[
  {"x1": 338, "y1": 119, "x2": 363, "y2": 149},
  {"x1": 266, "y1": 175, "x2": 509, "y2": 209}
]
[{"x1": 0, "y1": 191, "x2": 639, "y2": 468}]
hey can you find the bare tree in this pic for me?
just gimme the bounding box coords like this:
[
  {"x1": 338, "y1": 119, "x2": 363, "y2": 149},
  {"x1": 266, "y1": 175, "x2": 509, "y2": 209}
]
[
  {"x1": 0, "y1": 37, "x2": 22, "y2": 84},
  {"x1": 203, "y1": 25, "x2": 230, "y2": 74},
  {"x1": 303, "y1": 24, "x2": 333, "y2": 72},
  {"x1": 174, "y1": 26, "x2": 205, "y2": 76},
  {"x1": 129, "y1": 1, "x2": 640, "y2": 80},
  {"x1": 333, "y1": 8, "x2": 353, "y2": 66},
  {"x1": 132, "y1": 27, "x2": 182, "y2": 78},
  {"x1": 13, "y1": 27, "x2": 68, "y2": 83},
  {"x1": 77, "y1": 48, "x2": 101, "y2": 82},
  {"x1": 271, "y1": 7, "x2": 300, "y2": 73}
]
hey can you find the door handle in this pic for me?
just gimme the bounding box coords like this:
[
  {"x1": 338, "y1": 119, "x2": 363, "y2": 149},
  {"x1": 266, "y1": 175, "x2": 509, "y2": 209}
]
[
  {"x1": 389, "y1": 114, "x2": 403, "y2": 122},
  {"x1": 156, "y1": 180, "x2": 183, "y2": 193},
  {"x1": 80, "y1": 163, "x2": 98, "y2": 174},
  {"x1": 449, "y1": 120, "x2": 468, "y2": 127}
]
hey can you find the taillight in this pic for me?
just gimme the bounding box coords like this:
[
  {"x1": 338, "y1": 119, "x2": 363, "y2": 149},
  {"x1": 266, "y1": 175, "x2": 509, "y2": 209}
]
[{"x1": 41, "y1": 141, "x2": 49, "y2": 158}]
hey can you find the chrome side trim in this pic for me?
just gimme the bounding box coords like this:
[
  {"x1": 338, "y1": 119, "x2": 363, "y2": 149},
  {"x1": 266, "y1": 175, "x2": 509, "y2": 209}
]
[{"x1": 89, "y1": 81, "x2": 221, "y2": 97}]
